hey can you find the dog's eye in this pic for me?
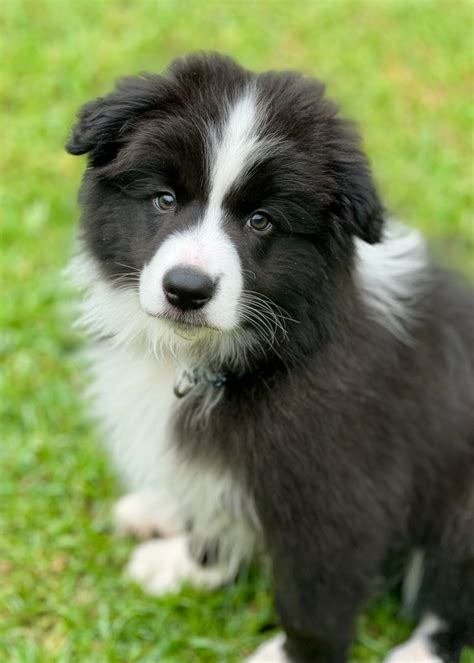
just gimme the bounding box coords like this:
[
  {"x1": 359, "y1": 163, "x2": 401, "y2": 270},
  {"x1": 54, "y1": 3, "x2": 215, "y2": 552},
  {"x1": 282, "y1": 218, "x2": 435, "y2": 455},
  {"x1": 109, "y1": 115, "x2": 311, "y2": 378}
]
[
  {"x1": 153, "y1": 192, "x2": 176, "y2": 212},
  {"x1": 247, "y1": 212, "x2": 272, "y2": 233}
]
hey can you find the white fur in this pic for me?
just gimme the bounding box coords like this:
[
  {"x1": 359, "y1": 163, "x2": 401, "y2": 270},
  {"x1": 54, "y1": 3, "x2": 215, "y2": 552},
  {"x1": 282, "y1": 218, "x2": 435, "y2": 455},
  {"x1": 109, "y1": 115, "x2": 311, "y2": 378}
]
[
  {"x1": 245, "y1": 633, "x2": 288, "y2": 663},
  {"x1": 113, "y1": 490, "x2": 183, "y2": 539},
  {"x1": 85, "y1": 341, "x2": 177, "y2": 489},
  {"x1": 207, "y1": 90, "x2": 266, "y2": 208},
  {"x1": 384, "y1": 615, "x2": 444, "y2": 663},
  {"x1": 140, "y1": 88, "x2": 266, "y2": 333},
  {"x1": 95, "y1": 340, "x2": 258, "y2": 570},
  {"x1": 126, "y1": 535, "x2": 232, "y2": 595},
  {"x1": 175, "y1": 456, "x2": 261, "y2": 575},
  {"x1": 402, "y1": 548, "x2": 424, "y2": 616},
  {"x1": 68, "y1": 250, "x2": 257, "y2": 370},
  {"x1": 356, "y1": 222, "x2": 428, "y2": 341},
  {"x1": 66, "y1": 247, "x2": 260, "y2": 576},
  {"x1": 72, "y1": 313, "x2": 260, "y2": 581}
]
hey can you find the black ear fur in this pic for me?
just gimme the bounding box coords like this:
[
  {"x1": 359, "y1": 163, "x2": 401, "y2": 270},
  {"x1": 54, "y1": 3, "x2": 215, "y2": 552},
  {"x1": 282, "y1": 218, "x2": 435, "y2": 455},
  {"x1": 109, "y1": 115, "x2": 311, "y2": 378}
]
[
  {"x1": 65, "y1": 75, "x2": 163, "y2": 164},
  {"x1": 331, "y1": 120, "x2": 385, "y2": 245},
  {"x1": 339, "y1": 172, "x2": 385, "y2": 245}
]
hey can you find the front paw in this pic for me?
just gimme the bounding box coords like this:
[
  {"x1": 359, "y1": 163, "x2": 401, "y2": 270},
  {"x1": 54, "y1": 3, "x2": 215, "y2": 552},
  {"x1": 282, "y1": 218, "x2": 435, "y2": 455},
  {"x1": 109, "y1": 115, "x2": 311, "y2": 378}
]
[
  {"x1": 384, "y1": 642, "x2": 443, "y2": 663},
  {"x1": 113, "y1": 490, "x2": 183, "y2": 539},
  {"x1": 245, "y1": 633, "x2": 288, "y2": 662},
  {"x1": 126, "y1": 535, "x2": 231, "y2": 596}
]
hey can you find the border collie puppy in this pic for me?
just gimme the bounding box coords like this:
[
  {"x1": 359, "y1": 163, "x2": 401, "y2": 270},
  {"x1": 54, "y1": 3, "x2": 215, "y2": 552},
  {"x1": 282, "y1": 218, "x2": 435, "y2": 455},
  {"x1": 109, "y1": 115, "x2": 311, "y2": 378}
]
[{"x1": 66, "y1": 53, "x2": 473, "y2": 663}]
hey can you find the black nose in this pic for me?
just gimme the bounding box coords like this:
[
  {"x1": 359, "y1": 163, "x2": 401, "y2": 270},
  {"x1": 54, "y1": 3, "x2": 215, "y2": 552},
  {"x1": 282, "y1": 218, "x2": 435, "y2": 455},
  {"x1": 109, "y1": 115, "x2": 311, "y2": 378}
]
[{"x1": 163, "y1": 267, "x2": 215, "y2": 310}]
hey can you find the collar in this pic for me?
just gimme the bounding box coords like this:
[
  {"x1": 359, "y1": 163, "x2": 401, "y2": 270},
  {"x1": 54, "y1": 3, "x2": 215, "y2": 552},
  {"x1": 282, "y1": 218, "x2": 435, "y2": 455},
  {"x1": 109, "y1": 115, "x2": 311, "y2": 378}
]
[{"x1": 174, "y1": 366, "x2": 228, "y2": 398}]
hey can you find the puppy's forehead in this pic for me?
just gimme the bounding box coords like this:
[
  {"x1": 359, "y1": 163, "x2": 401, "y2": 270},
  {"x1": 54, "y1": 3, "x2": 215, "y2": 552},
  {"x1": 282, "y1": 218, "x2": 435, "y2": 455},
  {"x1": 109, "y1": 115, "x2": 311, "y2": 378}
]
[
  {"x1": 131, "y1": 80, "x2": 273, "y2": 204},
  {"x1": 118, "y1": 59, "x2": 320, "y2": 205}
]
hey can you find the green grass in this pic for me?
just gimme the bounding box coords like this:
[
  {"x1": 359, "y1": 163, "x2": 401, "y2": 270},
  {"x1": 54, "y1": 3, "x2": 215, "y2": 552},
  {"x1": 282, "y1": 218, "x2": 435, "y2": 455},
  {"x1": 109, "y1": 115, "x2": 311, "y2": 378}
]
[{"x1": 1, "y1": 1, "x2": 473, "y2": 661}]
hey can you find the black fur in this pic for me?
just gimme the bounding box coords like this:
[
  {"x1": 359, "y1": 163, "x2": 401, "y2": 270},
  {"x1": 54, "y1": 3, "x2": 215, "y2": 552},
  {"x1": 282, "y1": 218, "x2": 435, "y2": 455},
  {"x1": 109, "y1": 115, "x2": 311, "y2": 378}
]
[{"x1": 67, "y1": 53, "x2": 474, "y2": 662}]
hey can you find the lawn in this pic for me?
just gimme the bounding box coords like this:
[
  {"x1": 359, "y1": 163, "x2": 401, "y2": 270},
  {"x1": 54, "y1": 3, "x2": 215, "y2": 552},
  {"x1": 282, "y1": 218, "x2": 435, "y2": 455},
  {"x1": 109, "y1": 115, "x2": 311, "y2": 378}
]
[{"x1": 1, "y1": 1, "x2": 473, "y2": 661}]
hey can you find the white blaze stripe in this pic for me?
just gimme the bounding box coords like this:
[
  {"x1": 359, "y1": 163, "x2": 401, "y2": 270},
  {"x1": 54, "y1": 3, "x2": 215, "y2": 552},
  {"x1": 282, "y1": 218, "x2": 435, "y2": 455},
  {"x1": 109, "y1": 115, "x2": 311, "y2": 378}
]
[
  {"x1": 208, "y1": 90, "x2": 262, "y2": 214},
  {"x1": 139, "y1": 88, "x2": 264, "y2": 331}
]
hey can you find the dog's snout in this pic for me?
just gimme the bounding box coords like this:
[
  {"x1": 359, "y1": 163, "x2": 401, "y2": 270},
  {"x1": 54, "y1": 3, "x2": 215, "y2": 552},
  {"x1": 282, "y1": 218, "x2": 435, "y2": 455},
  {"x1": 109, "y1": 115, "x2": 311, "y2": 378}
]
[{"x1": 163, "y1": 267, "x2": 216, "y2": 310}]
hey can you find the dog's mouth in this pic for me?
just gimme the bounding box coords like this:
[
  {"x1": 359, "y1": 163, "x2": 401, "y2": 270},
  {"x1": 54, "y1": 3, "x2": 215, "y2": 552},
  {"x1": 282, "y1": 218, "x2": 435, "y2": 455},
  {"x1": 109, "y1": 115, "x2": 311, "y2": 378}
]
[
  {"x1": 145, "y1": 308, "x2": 220, "y2": 337},
  {"x1": 170, "y1": 319, "x2": 219, "y2": 340}
]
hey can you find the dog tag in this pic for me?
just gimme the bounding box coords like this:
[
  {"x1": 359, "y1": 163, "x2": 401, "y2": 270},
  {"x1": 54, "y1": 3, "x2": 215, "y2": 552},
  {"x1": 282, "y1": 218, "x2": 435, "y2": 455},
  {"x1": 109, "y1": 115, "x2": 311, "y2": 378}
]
[{"x1": 174, "y1": 369, "x2": 197, "y2": 398}]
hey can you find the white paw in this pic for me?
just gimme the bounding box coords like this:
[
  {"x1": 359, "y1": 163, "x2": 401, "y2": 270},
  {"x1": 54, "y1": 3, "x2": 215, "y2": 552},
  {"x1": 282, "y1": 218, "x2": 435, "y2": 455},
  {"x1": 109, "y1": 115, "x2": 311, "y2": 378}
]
[
  {"x1": 384, "y1": 615, "x2": 444, "y2": 663},
  {"x1": 113, "y1": 490, "x2": 183, "y2": 539},
  {"x1": 384, "y1": 642, "x2": 442, "y2": 663},
  {"x1": 245, "y1": 633, "x2": 288, "y2": 662},
  {"x1": 126, "y1": 535, "x2": 231, "y2": 596}
]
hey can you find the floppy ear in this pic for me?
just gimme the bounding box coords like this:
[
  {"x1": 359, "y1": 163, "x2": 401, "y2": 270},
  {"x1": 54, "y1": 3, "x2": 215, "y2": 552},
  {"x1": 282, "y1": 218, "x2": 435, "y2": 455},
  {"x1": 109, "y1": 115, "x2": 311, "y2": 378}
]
[
  {"x1": 65, "y1": 75, "x2": 162, "y2": 164},
  {"x1": 338, "y1": 163, "x2": 385, "y2": 244},
  {"x1": 331, "y1": 122, "x2": 385, "y2": 245}
]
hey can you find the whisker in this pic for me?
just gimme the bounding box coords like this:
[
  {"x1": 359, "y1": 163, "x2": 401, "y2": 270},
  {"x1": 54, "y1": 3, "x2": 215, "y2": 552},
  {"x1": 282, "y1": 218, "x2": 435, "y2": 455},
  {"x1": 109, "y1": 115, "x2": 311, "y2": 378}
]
[
  {"x1": 113, "y1": 261, "x2": 140, "y2": 273},
  {"x1": 238, "y1": 288, "x2": 297, "y2": 356},
  {"x1": 109, "y1": 275, "x2": 141, "y2": 284},
  {"x1": 242, "y1": 268, "x2": 257, "y2": 281},
  {"x1": 240, "y1": 311, "x2": 277, "y2": 343},
  {"x1": 112, "y1": 283, "x2": 140, "y2": 294},
  {"x1": 239, "y1": 300, "x2": 287, "y2": 336},
  {"x1": 241, "y1": 290, "x2": 298, "y2": 322},
  {"x1": 240, "y1": 292, "x2": 300, "y2": 326},
  {"x1": 238, "y1": 305, "x2": 284, "y2": 349},
  {"x1": 108, "y1": 271, "x2": 141, "y2": 278}
]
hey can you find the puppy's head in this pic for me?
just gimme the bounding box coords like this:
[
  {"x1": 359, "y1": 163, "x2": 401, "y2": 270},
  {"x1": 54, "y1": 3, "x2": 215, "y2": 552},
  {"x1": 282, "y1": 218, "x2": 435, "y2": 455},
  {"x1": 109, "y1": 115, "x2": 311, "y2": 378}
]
[{"x1": 68, "y1": 53, "x2": 384, "y2": 366}]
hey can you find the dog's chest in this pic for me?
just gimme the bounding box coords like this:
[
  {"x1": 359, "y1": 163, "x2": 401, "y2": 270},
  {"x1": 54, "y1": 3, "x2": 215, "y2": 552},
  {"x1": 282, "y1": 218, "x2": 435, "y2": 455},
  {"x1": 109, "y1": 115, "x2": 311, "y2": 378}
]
[
  {"x1": 88, "y1": 343, "x2": 178, "y2": 488},
  {"x1": 89, "y1": 344, "x2": 254, "y2": 529}
]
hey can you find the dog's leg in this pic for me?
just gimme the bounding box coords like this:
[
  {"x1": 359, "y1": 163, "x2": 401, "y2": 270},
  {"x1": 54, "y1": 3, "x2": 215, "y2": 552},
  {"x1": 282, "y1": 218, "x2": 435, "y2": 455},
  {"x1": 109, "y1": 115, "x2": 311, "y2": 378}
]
[
  {"x1": 246, "y1": 476, "x2": 386, "y2": 663},
  {"x1": 246, "y1": 538, "x2": 380, "y2": 662},
  {"x1": 113, "y1": 490, "x2": 183, "y2": 539}
]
